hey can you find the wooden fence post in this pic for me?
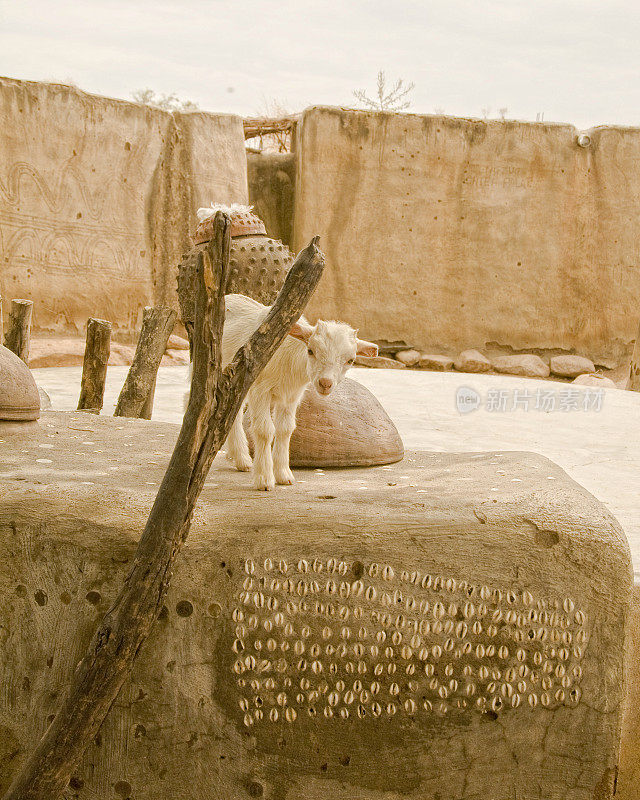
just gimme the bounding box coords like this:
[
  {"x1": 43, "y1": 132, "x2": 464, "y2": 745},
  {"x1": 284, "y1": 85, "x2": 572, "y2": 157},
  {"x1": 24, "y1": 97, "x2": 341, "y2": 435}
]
[
  {"x1": 77, "y1": 318, "x2": 112, "y2": 413},
  {"x1": 4, "y1": 299, "x2": 33, "y2": 364},
  {"x1": 113, "y1": 306, "x2": 176, "y2": 419}
]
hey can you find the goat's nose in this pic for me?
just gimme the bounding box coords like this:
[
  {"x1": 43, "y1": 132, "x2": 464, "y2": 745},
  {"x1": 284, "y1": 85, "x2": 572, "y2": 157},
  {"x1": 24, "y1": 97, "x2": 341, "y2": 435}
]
[{"x1": 319, "y1": 378, "x2": 333, "y2": 390}]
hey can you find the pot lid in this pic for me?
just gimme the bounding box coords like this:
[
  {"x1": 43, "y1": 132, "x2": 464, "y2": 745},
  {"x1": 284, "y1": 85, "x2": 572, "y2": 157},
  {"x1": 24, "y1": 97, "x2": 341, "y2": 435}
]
[{"x1": 193, "y1": 207, "x2": 266, "y2": 244}]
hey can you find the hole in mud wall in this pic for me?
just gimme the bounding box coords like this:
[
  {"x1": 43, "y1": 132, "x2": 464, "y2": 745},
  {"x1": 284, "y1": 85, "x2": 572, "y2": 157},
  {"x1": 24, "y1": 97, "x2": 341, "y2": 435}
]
[
  {"x1": 34, "y1": 589, "x2": 48, "y2": 606},
  {"x1": 176, "y1": 600, "x2": 194, "y2": 617},
  {"x1": 85, "y1": 590, "x2": 101, "y2": 605},
  {"x1": 114, "y1": 780, "x2": 132, "y2": 798}
]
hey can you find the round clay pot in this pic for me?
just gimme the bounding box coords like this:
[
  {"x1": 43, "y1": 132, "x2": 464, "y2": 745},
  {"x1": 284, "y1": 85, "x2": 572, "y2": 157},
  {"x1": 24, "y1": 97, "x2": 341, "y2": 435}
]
[
  {"x1": 0, "y1": 344, "x2": 40, "y2": 421},
  {"x1": 192, "y1": 207, "x2": 293, "y2": 305},
  {"x1": 244, "y1": 378, "x2": 404, "y2": 468},
  {"x1": 178, "y1": 213, "x2": 294, "y2": 337},
  {"x1": 228, "y1": 235, "x2": 293, "y2": 305}
]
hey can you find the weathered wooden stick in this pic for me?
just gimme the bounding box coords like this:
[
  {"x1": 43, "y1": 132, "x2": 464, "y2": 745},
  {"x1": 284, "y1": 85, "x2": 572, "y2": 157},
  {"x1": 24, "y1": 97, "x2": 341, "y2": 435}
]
[
  {"x1": 113, "y1": 306, "x2": 176, "y2": 418},
  {"x1": 4, "y1": 298, "x2": 33, "y2": 364},
  {"x1": 2, "y1": 213, "x2": 324, "y2": 800},
  {"x1": 140, "y1": 380, "x2": 157, "y2": 420},
  {"x1": 629, "y1": 320, "x2": 640, "y2": 391},
  {"x1": 77, "y1": 318, "x2": 112, "y2": 413},
  {"x1": 0, "y1": 294, "x2": 4, "y2": 343}
]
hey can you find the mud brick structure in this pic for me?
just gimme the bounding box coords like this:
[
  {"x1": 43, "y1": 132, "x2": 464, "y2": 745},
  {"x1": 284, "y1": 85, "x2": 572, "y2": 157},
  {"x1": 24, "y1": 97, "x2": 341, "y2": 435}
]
[{"x1": 0, "y1": 411, "x2": 631, "y2": 800}]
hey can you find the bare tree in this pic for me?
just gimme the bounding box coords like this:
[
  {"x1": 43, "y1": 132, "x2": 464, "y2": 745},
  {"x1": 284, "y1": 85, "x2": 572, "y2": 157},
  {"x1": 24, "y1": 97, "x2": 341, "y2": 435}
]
[
  {"x1": 2, "y1": 213, "x2": 325, "y2": 800},
  {"x1": 353, "y1": 71, "x2": 414, "y2": 112},
  {"x1": 132, "y1": 88, "x2": 199, "y2": 112},
  {"x1": 498, "y1": 107, "x2": 508, "y2": 120}
]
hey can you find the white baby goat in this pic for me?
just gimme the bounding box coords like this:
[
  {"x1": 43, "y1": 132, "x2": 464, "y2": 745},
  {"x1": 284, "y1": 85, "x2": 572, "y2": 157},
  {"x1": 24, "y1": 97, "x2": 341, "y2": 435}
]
[{"x1": 213, "y1": 293, "x2": 377, "y2": 490}]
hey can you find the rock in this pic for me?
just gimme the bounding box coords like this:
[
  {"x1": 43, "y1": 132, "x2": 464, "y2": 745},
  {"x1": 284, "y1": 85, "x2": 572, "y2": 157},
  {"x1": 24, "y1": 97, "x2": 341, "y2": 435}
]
[
  {"x1": 453, "y1": 349, "x2": 492, "y2": 373},
  {"x1": 492, "y1": 354, "x2": 550, "y2": 378},
  {"x1": 573, "y1": 373, "x2": 617, "y2": 388},
  {"x1": 550, "y1": 354, "x2": 596, "y2": 378},
  {"x1": 355, "y1": 355, "x2": 405, "y2": 369},
  {"x1": 28, "y1": 338, "x2": 135, "y2": 368},
  {"x1": 375, "y1": 342, "x2": 410, "y2": 358},
  {"x1": 166, "y1": 334, "x2": 190, "y2": 351},
  {"x1": 418, "y1": 354, "x2": 454, "y2": 371},
  {"x1": 110, "y1": 343, "x2": 137, "y2": 366},
  {"x1": 395, "y1": 349, "x2": 421, "y2": 366},
  {"x1": 0, "y1": 411, "x2": 631, "y2": 800},
  {"x1": 162, "y1": 349, "x2": 190, "y2": 366},
  {"x1": 37, "y1": 386, "x2": 52, "y2": 410},
  {"x1": 28, "y1": 338, "x2": 85, "y2": 368},
  {"x1": 28, "y1": 338, "x2": 189, "y2": 369}
]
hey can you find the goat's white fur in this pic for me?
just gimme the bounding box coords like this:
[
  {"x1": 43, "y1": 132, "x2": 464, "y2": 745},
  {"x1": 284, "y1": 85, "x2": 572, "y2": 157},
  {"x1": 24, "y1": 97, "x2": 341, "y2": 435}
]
[
  {"x1": 196, "y1": 203, "x2": 254, "y2": 223},
  {"x1": 185, "y1": 293, "x2": 377, "y2": 490}
]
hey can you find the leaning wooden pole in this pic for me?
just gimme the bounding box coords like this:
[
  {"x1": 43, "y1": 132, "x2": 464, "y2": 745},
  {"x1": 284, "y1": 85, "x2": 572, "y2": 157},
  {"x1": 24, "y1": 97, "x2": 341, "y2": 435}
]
[
  {"x1": 2, "y1": 213, "x2": 324, "y2": 800},
  {"x1": 77, "y1": 318, "x2": 112, "y2": 413},
  {"x1": 114, "y1": 305, "x2": 177, "y2": 418},
  {"x1": 4, "y1": 298, "x2": 33, "y2": 364}
]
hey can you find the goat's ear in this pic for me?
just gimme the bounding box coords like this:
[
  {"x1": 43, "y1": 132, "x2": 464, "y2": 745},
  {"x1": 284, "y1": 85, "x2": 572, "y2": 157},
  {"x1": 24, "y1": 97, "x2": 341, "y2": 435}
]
[
  {"x1": 288, "y1": 320, "x2": 314, "y2": 342},
  {"x1": 356, "y1": 338, "x2": 378, "y2": 357}
]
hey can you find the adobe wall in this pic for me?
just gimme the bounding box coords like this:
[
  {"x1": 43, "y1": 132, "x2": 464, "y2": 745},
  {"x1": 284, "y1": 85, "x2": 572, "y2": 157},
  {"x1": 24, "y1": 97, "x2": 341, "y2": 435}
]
[
  {"x1": 247, "y1": 151, "x2": 295, "y2": 248},
  {"x1": 0, "y1": 77, "x2": 248, "y2": 338},
  {"x1": 294, "y1": 106, "x2": 640, "y2": 366}
]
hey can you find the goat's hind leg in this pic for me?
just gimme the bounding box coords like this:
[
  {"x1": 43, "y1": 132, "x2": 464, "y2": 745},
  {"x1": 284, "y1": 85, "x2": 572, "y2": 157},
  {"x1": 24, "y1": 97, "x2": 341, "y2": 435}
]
[
  {"x1": 225, "y1": 406, "x2": 252, "y2": 472},
  {"x1": 249, "y1": 395, "x2": 276, "y2": 491}
]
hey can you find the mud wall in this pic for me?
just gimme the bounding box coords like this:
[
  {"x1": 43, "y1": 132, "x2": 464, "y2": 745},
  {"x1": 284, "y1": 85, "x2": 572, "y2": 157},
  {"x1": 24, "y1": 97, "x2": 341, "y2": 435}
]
[
  {"x1": 0, "y1": 77, "x2": 247, "y2": 337},
  {"x1": 247, "y1": 151, "x2": 295, "y2": 248},
  {"x1": 293, "y1": 106, "x2": 640, "y2": 365}
]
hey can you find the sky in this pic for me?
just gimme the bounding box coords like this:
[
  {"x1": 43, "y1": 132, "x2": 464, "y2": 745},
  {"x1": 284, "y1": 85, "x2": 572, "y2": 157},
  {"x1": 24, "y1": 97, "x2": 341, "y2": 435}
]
[{"x1": 1, "y1": 0, "x2": 639, "y2": 129}]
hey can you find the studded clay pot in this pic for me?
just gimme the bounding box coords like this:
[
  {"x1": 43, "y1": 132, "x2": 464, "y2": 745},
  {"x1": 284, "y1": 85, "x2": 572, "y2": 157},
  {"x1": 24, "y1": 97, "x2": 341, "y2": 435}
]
[
  {"x1": 192, "y1": 208, "x2": 293, "y2": 305},
  {"x1": 0, "y1": 344, "x2": 40, "y2": 421},
  {"x1": 177, "y1": 209, "x2": 294, "y2": 345}
]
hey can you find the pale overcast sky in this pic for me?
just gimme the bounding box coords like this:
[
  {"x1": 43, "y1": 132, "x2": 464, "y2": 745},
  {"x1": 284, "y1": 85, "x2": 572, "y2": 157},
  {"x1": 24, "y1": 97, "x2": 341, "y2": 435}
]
[{"x1": 1, "y1": 0, "x2": 639, "y2": 129}]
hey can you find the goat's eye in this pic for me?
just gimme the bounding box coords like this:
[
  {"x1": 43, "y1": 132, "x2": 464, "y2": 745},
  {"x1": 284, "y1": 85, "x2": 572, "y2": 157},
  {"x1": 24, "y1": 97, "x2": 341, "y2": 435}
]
[
  {"x1": 347, "y1": 358, "x2": 355, "y2": 365},
  {"x1": 307, "y1": 349, "x2": 314, "y2": 357}
]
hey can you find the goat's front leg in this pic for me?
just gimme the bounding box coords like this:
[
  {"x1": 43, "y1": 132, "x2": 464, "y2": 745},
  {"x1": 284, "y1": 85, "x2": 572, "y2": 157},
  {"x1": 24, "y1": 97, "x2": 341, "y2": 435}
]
[
  {"x1": 272, "y1": 402, "x2": 298, "y2": 485},
  {"x1": 249, "y1": 395, "x2": 276, "y2": 491},
  {"x1": 225, "y1": 405, "x2": 252, "y2": 472}
]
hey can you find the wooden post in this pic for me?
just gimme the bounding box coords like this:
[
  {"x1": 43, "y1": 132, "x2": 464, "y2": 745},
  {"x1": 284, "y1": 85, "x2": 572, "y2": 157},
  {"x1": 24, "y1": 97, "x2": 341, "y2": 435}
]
[
  {"x1": 113, "y1": 306, "x2": 176, "y2": 419},
  {"x1": 77, "y1": 318, "x2": 112, "y2": 413},
  {"x1": 1, "y1": 213, "x2": 324, "y2": 800},
  {"x1": 140, "y1": 380, "x2": 157, "y2": 420},
  {"x1": 4, "y1": 298, "x2": 33, "y2": 364},
  {"x1": 629, "y1": 320, "x2": 640, "y2": 391},
  {"x1": 0, "y1": 294, "x2": 4, "y2": 344}
]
